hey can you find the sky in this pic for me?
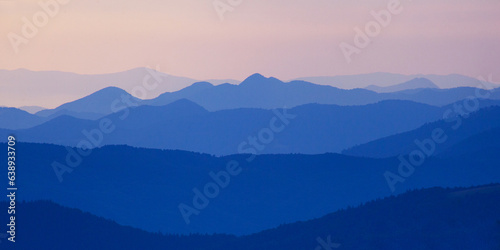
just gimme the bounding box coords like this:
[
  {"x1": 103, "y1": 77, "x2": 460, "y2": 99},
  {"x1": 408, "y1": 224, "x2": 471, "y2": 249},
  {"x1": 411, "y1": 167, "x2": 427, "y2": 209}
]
[{"x1": 1, "y1": 0, "x2": 499, "y2": 80}]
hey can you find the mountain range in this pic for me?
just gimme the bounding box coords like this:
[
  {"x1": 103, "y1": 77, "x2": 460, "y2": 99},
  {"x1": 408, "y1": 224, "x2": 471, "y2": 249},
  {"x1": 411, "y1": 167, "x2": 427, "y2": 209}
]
[
  {"x1": 1, "y1": 99, "x2": 455, "y2": 154},
  {"x1": 35, "y1": 87, "x2": 140, "y2": 120},
  {"x1": 365, "y1": 78, "x2": 439, "y2": 93},
  {"x1": 2, "y1": 69, "x2": 500, "y2": 247},
  {"x1": 3, "y1": 73, "x2": 500, "y2": 127},
  {"x1": 4, "y1": 133, "x2": 500, "y2": 235},
  {"x1": 143, "y1": 74, "x2": 500, "y2": 110},
  {"x1": 2, "y1": 82, "x2": 500, "y2": 155},
  {"x1": 0, "y1": 107, "x2": 48, "y2": 130},
  {"x1": 2, "y1": 184, "x2": 499, "y2": 249},
  {"x1": 343, "y1": 105, "x2": 500, "y2": 158},
  {"x1": 296, "y1": 72, "x2": 499, "y2": 89},
  {"x1": 18, "y1": 105, "x2": 46, "y2": 114},
  {"x1": 0, "y1": 68, "x2": 238, "y2": 109},
  {"x1": 3, "y1": 69, "x2": 499, "y2": 110}
]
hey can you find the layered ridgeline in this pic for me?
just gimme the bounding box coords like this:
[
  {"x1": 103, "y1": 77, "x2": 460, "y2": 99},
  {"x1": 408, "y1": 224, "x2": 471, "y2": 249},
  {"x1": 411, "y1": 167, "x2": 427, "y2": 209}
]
[
  {"x1": 365, "y1": 78, "x2": 439, "y2": 93},
  {"x1": 2, "y1": 69, "x2": 498, "y2": 109},
  {"x1": 296, "y1": 72, "x2": 499, "y2": 89},
  {"x1": 1, "y1": 184, "x2": 499, "y2": 249},
  {"x1": 3, "y1": 73, "x2": 500, "y2": 126},
  {"x1": 2, "y1": 73, "x2": 499, "y2": 131},
  {"x1": 1, "y1": 71, "x2": 499, "y2": 247},
  {"x1": 35, "y1": 87, "x2": 141, "y2": 120},
  {"x1": 0, "y1": 68, "x2": 239, "y2": 109},
  {"x1": 343, "y1": 105, "x2": 500, "y2": 158},
  {"x1": 2, "y1": 99, "x2": 500, "y2": 155},
  {"x1": 144, "y1": 74, "x2": 500, "y2": 110},
  {"x1": 2, "y1": 135, "x2": 499, "y2": 235},
  {"x1": 29, "y1": 74, "x2": 500, "y2": 114},
  {"x1": 0, "y1": 107, "x2": 49, "y2": 130},
  {"x1": 0, "y1": 100, "x2": 457, "y2": 154}
]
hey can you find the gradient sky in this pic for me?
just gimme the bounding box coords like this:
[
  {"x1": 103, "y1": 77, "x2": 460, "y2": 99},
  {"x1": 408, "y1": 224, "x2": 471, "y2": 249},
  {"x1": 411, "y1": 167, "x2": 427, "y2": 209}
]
[{"x1": 1, "y1": 0, "x2": 499, "y2": 80}]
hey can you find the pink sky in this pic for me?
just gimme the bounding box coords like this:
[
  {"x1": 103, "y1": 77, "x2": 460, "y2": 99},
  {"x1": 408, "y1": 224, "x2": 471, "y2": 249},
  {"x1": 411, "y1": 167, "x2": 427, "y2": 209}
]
[{"x1": 1, "y1": 0, "x2": 499, "y2": 80}]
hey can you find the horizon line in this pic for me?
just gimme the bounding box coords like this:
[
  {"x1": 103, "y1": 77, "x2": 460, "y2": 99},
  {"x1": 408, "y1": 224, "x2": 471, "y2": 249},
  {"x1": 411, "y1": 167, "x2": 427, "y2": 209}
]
[{"x1": 0, "y1": 67, "x2": 480, "y2": 82}]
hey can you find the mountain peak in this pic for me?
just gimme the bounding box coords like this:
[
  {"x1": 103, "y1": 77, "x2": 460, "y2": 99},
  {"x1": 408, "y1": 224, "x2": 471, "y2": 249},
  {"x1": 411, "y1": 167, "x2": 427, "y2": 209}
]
[
  {"x1": 36, "y1": 87, "x2": 138, "y2": 117},
  {"x1": 239, "y1": 73, "x2": 283, "y2": 87},
  {"x1": 189, "y1": 81, "x2": 214, "y2": 89},
  {"x1": 92, "y1": 86, "x2": 131, "y2": 97},
  {"x1": 246, "y1": 73, "x2": 266, "y2": 81},
  {"x1": 404, "y1": 78, "x2": 439, "y2": 88}
]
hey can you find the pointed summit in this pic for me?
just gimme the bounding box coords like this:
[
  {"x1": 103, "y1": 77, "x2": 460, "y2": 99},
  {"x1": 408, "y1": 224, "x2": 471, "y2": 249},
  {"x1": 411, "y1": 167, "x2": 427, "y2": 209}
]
[
  {"x1": 403, "y1": 78, "x2": 439, "y2": 89},
  {"x1": 183, "y1": 81, "x2": 214, "y2": 92},
  {"x1": 239, "y1": 73, "x2": 283, "y2": 87},
  {"x1": 88, "y1": 86, "x2": 132, "y2": 98},
  {"x1": 243, "y1": 73, "x2": 267, "y2": 82},
  {"x1": 36, "y1": 87, "x2": 140, "y2": 117},
  {"x1": 59, "y1": 86, "x2": 138, "y2": 109}
]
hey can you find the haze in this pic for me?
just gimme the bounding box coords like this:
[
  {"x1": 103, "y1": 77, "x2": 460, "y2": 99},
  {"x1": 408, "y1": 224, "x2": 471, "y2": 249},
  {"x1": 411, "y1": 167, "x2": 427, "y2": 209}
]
[{"x1": 1, "y1": 0, "x2": 499, "y2": 80}]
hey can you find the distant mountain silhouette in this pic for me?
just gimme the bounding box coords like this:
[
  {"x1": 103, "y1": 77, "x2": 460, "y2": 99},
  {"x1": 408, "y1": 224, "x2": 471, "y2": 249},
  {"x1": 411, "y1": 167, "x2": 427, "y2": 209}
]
[
  {"x1": 0, "y1": 106, "x2": 102, "y2": 130},
  {"x1": 384, "y1": 87, "x2": 500, "y2": 106},
  {"x1": 2, "y1": 99, "x2": 450, "y2": 154},
  {"x1": 343, "y1": 105, "x2": 500, "y2": 158},
  {"x1": 144, "y1": 73, "x2": 384, "y2": 110},
  {"x1": 36, "y1": 87, "x2": 139, "y2": 118},
  {"x1": 4, "y1": 142, "x2": 500, "y2": 235},
  {"x1": 296, "y1": 72, "x2": 499, "y2": 89},
  {"x1": 226, "y1": 184, "x2": 500, "y2": 250},
  {"x1": 0, "y1": 68, "x2": 239, "y2": 108},
  {"x1": 21, "y1": 73, "x2": 500, "y2": 114},
  {"x1": 18, "y1": 105, "x2": 46, "y2": 114},
  {"x1": 0, "y1": 107, "x2": 47, "y2": 129},
  {"x1": 2, "y1": 184, "x2": 499, "y2": 249},
  {"x1": 366, "y1": 78, "x2": 439, "y2": 93},
  {"x1": 4, "y1": 69, "x2": 499, "y2": 110},
  {"x1": 0, "y1": 200, "x2": 235, "y2": 250},
  {"x1": 143, "y1": 74, "x2": 500, "y2": 110}
]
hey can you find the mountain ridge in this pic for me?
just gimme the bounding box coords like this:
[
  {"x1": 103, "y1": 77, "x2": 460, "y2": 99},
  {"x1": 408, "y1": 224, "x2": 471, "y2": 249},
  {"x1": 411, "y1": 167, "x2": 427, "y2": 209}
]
[
  {"x1": 366, "y1": 77, "x2": 439, "y2": 93},
  {"x1": 1, "y1": 99, "x2": 449, "y2": 155},
  {"x1": 3, "y1": 142, "x2": 500, "y2": 235},
  {"x1": 2, "y1": 184, "x2": 499, "y2": 249}
]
